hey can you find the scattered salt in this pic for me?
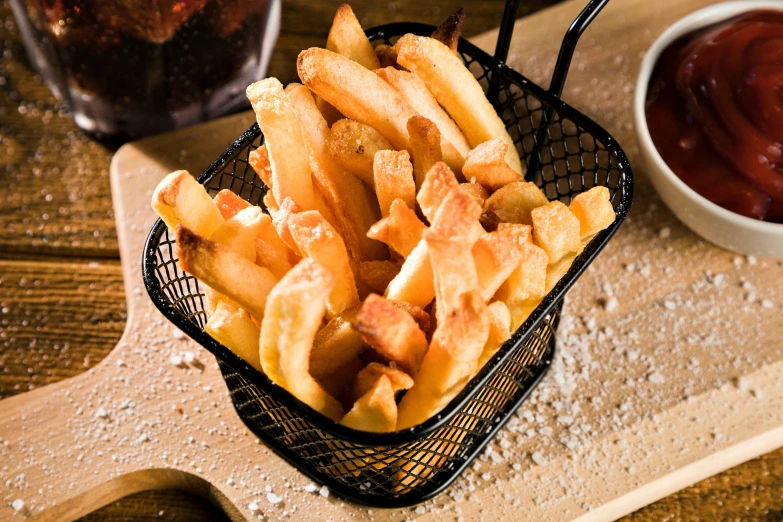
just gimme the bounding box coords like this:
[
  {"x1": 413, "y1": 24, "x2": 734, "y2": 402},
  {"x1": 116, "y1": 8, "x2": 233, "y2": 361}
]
[
  {"x1": 183, "y1": 351, "x2": 195, "y2": 364},
  {"x1": 658, "y1": 227, "x2": 670, "y2": 239},
  {"x1": 531, "y1": 452, "x2": 547, "y2": 466},
  {"x1": 304, "y1": 484, "x2": 318, "y2": 493},
  {"x1": 169, "y1": 354, "x2": 183, "y2": 366},
  {"x1": 266, "y1": 492, "x2": 282, "y2": 504},
  {"x1": 12, "y1": 499, "x2": 23, "y2": 511},
  {"x1": 762, "y1": 300, "x2": 773, "y2": 309},
  {"x1": 319, "y1": 485, "x2": 330, "y2": 498},
  {"x1": 602, "y1": 296, "x2": 619, "y2": 312}
]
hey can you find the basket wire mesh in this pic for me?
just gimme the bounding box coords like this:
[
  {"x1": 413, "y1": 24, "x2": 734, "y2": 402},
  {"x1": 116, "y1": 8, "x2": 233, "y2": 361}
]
[{"x1": 142, "y1": 0, "x2": 632, "y2": 507}]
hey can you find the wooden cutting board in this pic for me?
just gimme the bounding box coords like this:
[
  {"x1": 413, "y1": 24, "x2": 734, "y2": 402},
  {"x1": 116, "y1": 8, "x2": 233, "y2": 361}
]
[{"x1": 2, "y1": 0, "x2": 783, "y2": 520}]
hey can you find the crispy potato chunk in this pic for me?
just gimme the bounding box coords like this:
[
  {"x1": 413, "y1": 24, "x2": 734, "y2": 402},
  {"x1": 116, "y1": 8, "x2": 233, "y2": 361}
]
[
  {"x1": 459, "y1": 182, "x2": 489, "y2": 208},
  {"x1": 247, "y1": 145, "x2": 273, "y2": 188},
  {"x1": 354, "y1": 294, "x2": 429, "y2": 375},
  {"x1": 326, "y1": 4, "x2": 380, "y2": 70},
  {"x1": 373, "y1": 150, "x2": 415, "y2": 216},
  {"x1": 431, "y1": 8, "x2": 465, "y2": 53},
  {"x1": 176, "y1": 226, "x2": 278, "y2": 322},
  {"x1": 395, "y1": 34, "x2": 522, "y2": 174},
  {"x1": 531, "y1": 201, "x2": 581, "y2": 264},
  {"x1": 152, "y1": 170, "x2": 224, "y2": 237},
  {"x1": 205, "y1": 301, "x2": 262, "y2": 372},
  {"x1": 328, "y1": 119, "x2": 393, "y2": 186},
  {"x1": 210, "y1": 206, "x2": 266, "y2": 262},
  {"x1": 246, "y1": 78, "x2": 314, "y2": 210},
  {"x1": 546, "y1": 250, "x2": 579, "y2": 294},
  {"x1": 377, "y1": 67, "x2": 470, "y2": 161},
  {"x1": 463, "y1": 137, "x2": 522, "y2": 191},
  {"x1": 496, "y1": 223, "x2": 533, "y2": 243},
  {"x1": 483, "y1": 180, "x2": 549, "y2": 226},
  {"x1": 416, "y1": 162, "x2": 460, "y2": 223},
  {"x1": 288, "y1": 210, "x2": 359, "y2": 317},
  {"x1": 569, "y1": 186, "x2": 615, "y2": 238},
  {"x1": 358, "y1": 260, "x2": 401, "y2": 294},
  {"x1": 476, "y1": 300, "x2": 512, "y2": 370},
  {"x1": 260, "y1": 258, "x2": 344, "y2": 421},
  {"x1": 407, "y1": 115, "x2": 444, "y2": 190},
  {"x1": 354, "y1": 362, "x2": 414, "y2": 398},
  {"x1": 367, "y1": 199, "x2": 427, "y2": 258},
  {"x1": 374, "y1": 43, "x2": 399, "y2": 68},
  {"x1": 340, "y1": 375, "x2": 397, "y2": 433},
  {"x1": 496, "y1": 242, "x2": 549, "y2": 305},
  {"x1": 310, "y1": 307, "x2": 366, "y2": 382},
  {"x1": 472, "y1": 227, "x2": 529, "y2": 302},
  {"x1": 213, "y1": 189, "x2": 251, "y2": 220},
  {"x1": 286, "y1": 84, "x2": 385, "y2": 262}
]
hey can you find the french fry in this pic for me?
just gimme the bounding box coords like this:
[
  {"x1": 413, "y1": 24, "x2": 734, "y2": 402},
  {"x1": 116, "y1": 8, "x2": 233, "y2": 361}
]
[
  {"x1": 213, "y1": 189, "x2": 251, "y2": 220},
  {"x1": 374, "y1": 44, "x2": 399, "y2": 68},
  {"x1": 476, "y1": 300, "x2": 511, "y2": 370},
  {"x1": 316, "y1": 97, "x2": 343, "y2": 127},
  {"x1": 310, "y1": 306, "x2": 366, "y2": 382},
  {"x1": 353, "y1": 362, "x2": 414, "y2": 398},
  {"x1": 210, "y1": 206, "x2": 266, "y2": 262},
  {"x1": 459, "y1": 182, "x2": 489, "y2": 207},
  {"x1": 176, "y1": 226, "x2": 278, "y2": 322},
  {"x1": 285, "y1": 84, "x2": 386, "y2": 263},
  {"x1": 384, "y1": 240, "x2": 434, "y2": 308},
  {"x1": 254, "y1": 237, "x2": 293, "y2": 279},
  {"x1": 428, "y1": 186, "x2": 484, "y2": 241},
  {"x1": 569, "y1": 186, "x2": 615, "y2": 238},
  {"x1": 373, "y1": 150, "x2": 415, "y2": 216},
  {"x1": 463, "y1": 137, "x2": 522, "y2": 191},
  {"x1": 260, "y1": 258, "x2": 344, "y2": 421},
  {"x1": 395, "y1": 34, "x2": 523, "y2": 174},
  {"x1": 416, "y1": 162, "x2": 460, "y2": 223},
  {"x1": 497, "y1": 242, "x2": 548, "y2": 303},
  {"x1": 246, "y1": 78, "x2": 315, "y2": 210},
  {"x1": 483, "y1": 180, "x2": 549, "y2": 225},
  {"x1": 272, "y1": 197, "x2": 303, "y2": 256},
  {"x1": 472, "y1": 226, "x2": 529, "y2": 302},
  {"x1": 151, "y1": 170, "x2": 224, "y2": 237},
  {"x1": 354, "y1": 294, "x2": 429, "y2": 375},
  {"x1": 326, "y1": 4, "x2": 380, "y2": 70},
  {"x1": 531, "y1": 200, "x2": 581, "y2": 264},
  {"x1": 297, "y1": 48, "x2": 464, "y2": 172},
  {"x1": 546, "y1": 250, "x2": 579, "y2": 294},
  {"x1": 263, "y1": 191, "x2": 279, "y2": 215},
  {"x1": 431, "y1": 8, "x2": 465, "y2": 53},
  {"x1": 205, "y1": 301, "x2": 262, "y2": 372},
  {"x1": 407, "y1": 115, "x2": 444, "y2": 190},
  {"x1": 247, "y1": 145, "x2": 274, "y2": 188},
  {"x1": 288, "y1": 210, "x2": 359, "y2": 317},
  {"x1": 396, "y1": 291, "x2": 489, "y2": 429},
  {"x1": 377, "y1": 67, "x2": 470, "y2": 161},
  {"x1": 328, "y1": 118, "x2": 394, "y2": 186},
  {"x1": 366, "y1": 199, "x2": 427, "y2": 258},
  {"x1": 358, "y1": 260, "x2": 400, "y2": 294},
  {"x1": 389, "y1": 300, "x2": 430, "y2": 334},
  {"x1": 340, "y1": 375, "x2": 397, "y2": 433}
]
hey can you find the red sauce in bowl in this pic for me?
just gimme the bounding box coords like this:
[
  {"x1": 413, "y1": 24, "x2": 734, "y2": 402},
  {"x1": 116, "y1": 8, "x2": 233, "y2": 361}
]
[{"x1": 645, "y1": 10, "x2": 783, "y2": 222}]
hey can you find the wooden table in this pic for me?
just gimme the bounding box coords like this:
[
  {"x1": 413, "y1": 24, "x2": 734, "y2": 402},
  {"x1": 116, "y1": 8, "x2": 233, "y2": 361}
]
[{"x1": 1, "y1": 1, "x2": 782, "y2": 520}]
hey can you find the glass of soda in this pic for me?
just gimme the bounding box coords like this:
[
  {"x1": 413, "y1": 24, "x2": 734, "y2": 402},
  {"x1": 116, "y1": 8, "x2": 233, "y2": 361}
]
[{"x1": 9, "y1": 0, "x2": 281, "y2": 138}]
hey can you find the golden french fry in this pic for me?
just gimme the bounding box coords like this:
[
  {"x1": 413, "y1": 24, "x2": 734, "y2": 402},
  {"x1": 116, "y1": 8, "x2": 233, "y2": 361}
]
[
  {"x1": 286, "y1": 84, "x2": 386, "y2": 262},
  {"x1": 416, "y1": 162, "x2": 460, "y2": 223},
  {"x1": 569, "y1": 186, "x2": 615, "y2": 238},
  {"x1": 476, "y1": 300, "x2": 512, "y2": 370},
  {"x1": 428, "y1": 186, "x2": 483, "y2": 241},
  {"x1": 354, "y1": 362, "x2": 414, "y2": 398},
  {"x1": 247, "y1": 78, "x2": 315, "y2": 210},
  {"x1": 354, "y1": 294, "x2": 429, "y2": 375},
  {"x1": 389, "y1": 300, "x2": 430, "y2": 334},
  {"x1": 263, "y1": 191, "x2": 279, "y2": 215},
  {"x1": 340, "y1": 375, "x2": 397, "y2": 433},
  {"x1": 374, "y1": 43, "x2": 399, "y2": 68},
  {"x1": 210, "y1": 206, "x2": 266, "y2": 262},
  {"x1": 373, "y1": 150, "x2": 415, "y2": 216},
  {"x1": 260, "y1": 258, "x2": 344, "y2": 421},
  {"x1": 366, "y1": 199, "x2": 427, "y2": 258},
  {"x1": 326, "y1": 4, "x2": 380, "y2": 70},
  {"x1": 407, "y1": 115, "x2": 444, "y2": 190},
  {"x1": 431, "y1": 8, "x2": 465, "y2": 53},
  {"x1": 483, "y1": 180, "x2": 549, "y2": 225},
  {"x1": 316, "y1": 96, "x2": 343, "y2": 127},
  {"x1": 272, "y1": 197, "x2": 303, "y2": 256},
  {"x1": 546, "y1": 250, "x2": 579, "y2": 294},
  {"x1": 328, "y1": 118, "x2": 394, "y2": 186},
  {"x1": 463, "y1": 137, "x2": 522, "y2": 191},
  {"x1": 176, "y1": 226, "x2": 278, "y2": 322},
  {"x1": 152, "y1": 170, "x2": 224, "y2": 237},
  {"x1": 459, "y1": 182, "x2": 489, "y2": 208},
  {"x1": 377, "y1": 67, "x2": 470, "y2": 162},
  {"x1": 396, "y1": 291, "x2": 489, "y2": 429},
  {"x1": 288, "y1": 210, "x2": 359, "y2": 317},
  {"x1": 496, "y1": 242, "x2": 548, "y2": 306},
  {"x1": 310, "y1": 306, "x2": 366, "y2": 382},
  {"x1": 384, "y1": 239, "x2": 434, "y2": 308},
  {"x1": 358, "y1": 260, "x2": 400, "y2": 294},
  {"x1": 213, "y1": 189, "x2": 251, "y2": 220},
  {"x1": 205, "y1": 301, "x2": 262, "y2": 372},
  {"x1": 472, "y1": 226, "x2": 529, "y2": 302},
  {"x1": 247, "y1": 144, "x2": 273, "y2": 188},
  {"x1": 532, "y1": 200, "x2": 581, "y2": 264},
  {"x1": 297, "y1": 48, "x2": 464, "y2": 172},
  {"x1": 254, "y1": 237, "x2": 293, "y2": 279},
  {"x1": 395, "y1": 34, "x2": 523, "y2": 174}
]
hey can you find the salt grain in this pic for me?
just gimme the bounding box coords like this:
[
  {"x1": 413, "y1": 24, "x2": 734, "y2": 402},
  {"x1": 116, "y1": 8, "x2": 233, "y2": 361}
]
[
  {"x1": 266, "y1": 492, "x2": 282, "y2": 504},
  {"x1": 658, "y1": 227, "x2": 670, "y2": 239},
  {"x1": 12, "y1": 499, "x2": 23, "y2": 511},
  {"x1": 319, "y1": 485, "x2": 330, "y2": 498},
  {"x1": 531, "y1": 452, "x2": 547, "y2": 466},
  {"x1": 248, "y1": 501, "x2": 259, "y2": 513},
  {"x1": 602, "y1": 296, "x2": 619, "y2": 312},
  {"x1": 304, "y1": 484, "x2": 318, "y2": 493}
]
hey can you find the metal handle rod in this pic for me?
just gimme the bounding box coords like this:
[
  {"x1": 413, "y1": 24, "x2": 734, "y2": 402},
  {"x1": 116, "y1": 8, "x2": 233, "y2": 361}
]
[{"x1": 494, "y1": 0, "x2": 522, "y2": 62}]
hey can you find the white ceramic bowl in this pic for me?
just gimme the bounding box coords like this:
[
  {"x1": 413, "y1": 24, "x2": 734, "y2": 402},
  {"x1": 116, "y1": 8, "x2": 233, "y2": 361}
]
[{"x1": 634, "y1": 1, "x2": 783, "y2": 258}]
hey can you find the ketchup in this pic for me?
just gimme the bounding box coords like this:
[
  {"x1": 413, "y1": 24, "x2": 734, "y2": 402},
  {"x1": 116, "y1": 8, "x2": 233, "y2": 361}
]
[{"x1": 645, "y1": 10, "x2": 783, "y2": 222}]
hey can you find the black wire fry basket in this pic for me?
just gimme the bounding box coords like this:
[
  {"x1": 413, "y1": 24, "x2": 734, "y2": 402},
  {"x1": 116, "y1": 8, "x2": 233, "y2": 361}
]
[{"x1": 142, "y1": 0, "x2": 632, "y2": 508}]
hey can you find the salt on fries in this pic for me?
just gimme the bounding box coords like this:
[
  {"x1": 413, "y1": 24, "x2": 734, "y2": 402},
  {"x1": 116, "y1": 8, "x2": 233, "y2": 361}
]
[{"x1": 151, "y1": 6, "x2": 616, "y2": 441}]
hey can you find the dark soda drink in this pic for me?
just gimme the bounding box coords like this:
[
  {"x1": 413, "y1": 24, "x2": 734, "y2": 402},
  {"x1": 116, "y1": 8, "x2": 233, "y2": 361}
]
[{"x1": 10, "y1": 0, "x2": 280, "y2": 137}]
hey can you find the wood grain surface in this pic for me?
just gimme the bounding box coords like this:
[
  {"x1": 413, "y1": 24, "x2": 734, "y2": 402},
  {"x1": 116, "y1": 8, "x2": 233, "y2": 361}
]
[{"x1": 1, "y1": 0, "x2": 782, "y2": 520}]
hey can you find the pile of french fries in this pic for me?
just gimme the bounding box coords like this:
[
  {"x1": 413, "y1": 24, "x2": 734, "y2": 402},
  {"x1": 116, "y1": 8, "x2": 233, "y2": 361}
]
[{"x1": 151, "y1": 5, "x2": 616, "y2": 433}]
